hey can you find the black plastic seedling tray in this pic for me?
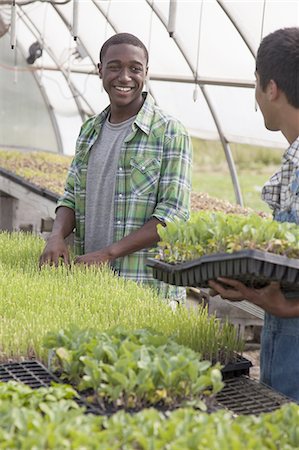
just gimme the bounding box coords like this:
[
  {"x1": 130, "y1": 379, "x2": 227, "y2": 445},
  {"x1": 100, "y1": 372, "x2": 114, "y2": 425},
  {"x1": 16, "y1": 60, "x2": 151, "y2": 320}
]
[
  {"x1": 0, "y1": 360, "x2": 98, "y2": 414},
  {"x1": 0, "y1": 361, "x2": 290, "y2": 416},
  {"x1": 216, "y1": 375, "x2": 292, "y2": 415},
  {"x1": 0, "y1": 360, "x2": 59, "y2": 388},
  {"x1": 221, "y1": 354, "x2": 252, "y2": 380},
  {"x1": 147, "y1": 250, "x2": 299, "y2": 298}
]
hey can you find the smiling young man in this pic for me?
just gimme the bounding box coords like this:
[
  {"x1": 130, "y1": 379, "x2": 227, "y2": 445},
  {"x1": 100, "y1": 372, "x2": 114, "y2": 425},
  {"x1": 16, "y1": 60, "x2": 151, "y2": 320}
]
[
  {"x1": 209, "y1": 27, "x2": 299, "y2": 401},
  {"x1": 39, "y1": 33, "x2": 192, "y2": 302}
]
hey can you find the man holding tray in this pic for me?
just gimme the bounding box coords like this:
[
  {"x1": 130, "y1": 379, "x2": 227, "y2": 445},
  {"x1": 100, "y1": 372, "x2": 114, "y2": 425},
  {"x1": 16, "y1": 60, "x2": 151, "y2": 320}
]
[{"x1": 209, "y1": 27, "x2": 299, "y2": 401}]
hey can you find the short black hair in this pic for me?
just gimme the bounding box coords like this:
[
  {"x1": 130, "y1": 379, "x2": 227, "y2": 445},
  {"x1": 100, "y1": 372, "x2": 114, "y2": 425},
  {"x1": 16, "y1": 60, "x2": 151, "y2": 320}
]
[
  {"x1": 99, "y1": 33, "x2": 149, "y2": 65},
  {"x1": 256, "y1": 27, "x2": 299, "y2": 108}
]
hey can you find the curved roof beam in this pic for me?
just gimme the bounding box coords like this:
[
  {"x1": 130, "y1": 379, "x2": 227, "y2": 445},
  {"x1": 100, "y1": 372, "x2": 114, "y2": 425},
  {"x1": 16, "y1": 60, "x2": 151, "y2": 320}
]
[
  {"x1": 33, "y1": 67, "x2": 255, "y2": 89},
  {"x1": 216, "y1": 0, "x2": 256, "y2": 58},
  {"x1": 146, "y1": 0, "x2": 243, "y2": 206},
  {"x1": 18, "y1": 4, "x2": 95, "y2": 121},
  {"x1": 91, "y1": 0, "x2": 118, "y2": 34}
]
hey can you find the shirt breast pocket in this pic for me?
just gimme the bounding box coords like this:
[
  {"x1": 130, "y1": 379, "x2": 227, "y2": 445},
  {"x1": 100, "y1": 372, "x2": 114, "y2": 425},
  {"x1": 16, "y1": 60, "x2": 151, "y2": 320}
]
[{"x1": 130, "y1": 158, "x2": 160, "y2": 196}]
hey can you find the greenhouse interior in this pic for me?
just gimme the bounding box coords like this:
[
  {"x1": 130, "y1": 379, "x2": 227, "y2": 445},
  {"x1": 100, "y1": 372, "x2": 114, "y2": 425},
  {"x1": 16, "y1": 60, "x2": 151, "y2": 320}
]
[{"x1": 0, "y1": 0, "x2": 299, "y2": 447}]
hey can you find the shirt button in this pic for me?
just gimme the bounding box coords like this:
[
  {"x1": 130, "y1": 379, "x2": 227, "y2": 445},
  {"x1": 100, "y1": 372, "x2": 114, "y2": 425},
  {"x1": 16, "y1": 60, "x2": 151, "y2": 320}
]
[
  {"x1": 119, "y1": 193, "x2": 122, "y2": 198},
  {"x1": 142, "y1": 166, "x2": 145, "y2": 171},
  {"x1": 119, "y1": 167, "x2": 123, "y2": 171},
  {"x1": 117, "y1": 220, "x2": 121, "y2": 224}
]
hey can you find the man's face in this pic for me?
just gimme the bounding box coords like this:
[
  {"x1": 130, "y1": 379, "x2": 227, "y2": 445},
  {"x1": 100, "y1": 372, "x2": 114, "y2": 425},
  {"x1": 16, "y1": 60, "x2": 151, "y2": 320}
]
[
  {"x1": 255, "y1": 71, "x2": 279, "y2": 132},
  {"x1": 99, "y1": 43, "x2": 148, "y2": 114}
]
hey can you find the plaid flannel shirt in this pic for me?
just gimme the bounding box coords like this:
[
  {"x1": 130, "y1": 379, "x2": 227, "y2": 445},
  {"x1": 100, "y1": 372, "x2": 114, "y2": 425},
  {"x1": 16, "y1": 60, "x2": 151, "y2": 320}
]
[
  {"x1": 57, "y1": 93, "x2": 192, "y2": 300},
  {"x1": 261, "y1": 137, "x2": 299, "y2": 224}
]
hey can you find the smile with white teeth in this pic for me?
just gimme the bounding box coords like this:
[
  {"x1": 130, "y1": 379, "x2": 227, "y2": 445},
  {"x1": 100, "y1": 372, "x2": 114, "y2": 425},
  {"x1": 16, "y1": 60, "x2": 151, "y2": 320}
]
[{"x1": 115, "y1": 86, "x2": 133, "y2": 92}]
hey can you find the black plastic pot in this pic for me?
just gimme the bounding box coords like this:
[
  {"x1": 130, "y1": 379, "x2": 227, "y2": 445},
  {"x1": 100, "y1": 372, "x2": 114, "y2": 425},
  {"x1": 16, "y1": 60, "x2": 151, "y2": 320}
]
[
  {"x1": 221, "y1": 354, "x2": 252, "y2": 380},
  {"x1": 147, "y1": 250, "x2": 299, "y2": 298}
]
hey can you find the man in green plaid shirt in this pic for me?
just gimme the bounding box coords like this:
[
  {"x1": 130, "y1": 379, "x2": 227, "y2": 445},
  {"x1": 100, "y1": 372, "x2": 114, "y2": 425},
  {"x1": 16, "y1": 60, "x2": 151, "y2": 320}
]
[{"x1": 40, "y1": 33, "x2": 192, "y2": 302}]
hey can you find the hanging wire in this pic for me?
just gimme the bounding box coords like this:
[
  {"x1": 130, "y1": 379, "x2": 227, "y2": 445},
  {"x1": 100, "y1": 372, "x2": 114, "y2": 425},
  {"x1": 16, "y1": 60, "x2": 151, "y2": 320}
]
[
  {"x1": 66, "y1": 28, "x2": 73, "y2": 83},
  {"x1": 13, "y1": 34, "x2": 18, "y2": 82},
  {"x1": 101, "y1": 0, "x2": 112, "y2": 92},
  {"x1": 147, "y1": 0, "x2": 154, "y2": 57},
  {"x1": 103, "y1": 0, "x2": 112, "y2": 42},
  {"x1": 145, "y1": 0, "x2": 154, "y2": 92},
  {"x1": 260, "y1": 0, "x2": 266, "y2": 42},
  {"x1": 10, "y1": 0, "x2": 16, "y2": 49},
  {"x1": 72, "y1": 0, "x2": 79, "y2": 40},
  {"x1": 255, "y1": 0, "x2": 267, "y2": 112},
  {"x1": 39, "y1": 0, "x2": 49, "y2": 81},
  {"x1": 167, "y1": 0, "x2": 177, "y2": 37},
  {"x1": 193, "y1": 0, "x2": 204, "y2": 102}
]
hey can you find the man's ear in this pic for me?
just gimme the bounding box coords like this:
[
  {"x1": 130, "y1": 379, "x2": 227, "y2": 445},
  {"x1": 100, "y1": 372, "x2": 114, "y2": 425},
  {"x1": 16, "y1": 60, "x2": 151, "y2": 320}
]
[
  {"x1": 267, "y1": 79, "x2": 279, "y2": 101},
  {"x1": 98, "y1": 63, "x2": 102, "y2": 79}
]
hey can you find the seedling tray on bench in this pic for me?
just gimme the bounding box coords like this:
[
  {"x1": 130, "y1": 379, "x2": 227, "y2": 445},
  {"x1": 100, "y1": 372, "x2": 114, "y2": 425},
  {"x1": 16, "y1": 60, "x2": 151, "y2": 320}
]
[
  {"x1": 0, "y1": 361, "x2": 290, "y2": 416},
  {"x1": 147, "y1": 250, "x2": 299, "y2": 298},
  {"x1": 0, "y1": 360, "x2": 99, "y2": 414},
  {"x1": 216, "y1": 375, "x2": 293, "y2": 415},
  {"x1": 0, "y1": 360, "x2": 59, "y2": 388}
]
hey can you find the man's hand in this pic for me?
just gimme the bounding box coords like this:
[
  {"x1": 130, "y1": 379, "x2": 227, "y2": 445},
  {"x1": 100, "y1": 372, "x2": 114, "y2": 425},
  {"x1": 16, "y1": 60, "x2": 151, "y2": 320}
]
[
  {"x1": 74, "y1": 249, "x2": 112, "y2": 266},
  {"x1": 74, "y1": 217, "x2": 163, "y2": 267},
  {"x1": 209, "y1": 277, "x2": 299, "y2": 318},
  {"x1": 39, "y1": 206, "x2": 75, "y2": 268},
  {"x1": 39, "y1": 235, "x2": 70, "y2": 267}
]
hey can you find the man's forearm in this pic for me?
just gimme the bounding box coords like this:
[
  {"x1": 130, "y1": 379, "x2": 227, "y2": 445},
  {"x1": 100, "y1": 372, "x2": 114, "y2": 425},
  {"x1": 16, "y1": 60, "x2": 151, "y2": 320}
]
[
  {"x1": 51, "y1": 206, "x2": 76, "y2": 239},
  {"x1": 108, "y1": 217, "x2": 163, "y2": 259}
]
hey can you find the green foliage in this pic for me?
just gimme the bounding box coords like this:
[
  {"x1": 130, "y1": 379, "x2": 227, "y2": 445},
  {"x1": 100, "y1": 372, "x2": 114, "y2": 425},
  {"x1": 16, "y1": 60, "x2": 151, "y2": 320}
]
[
  {"x1": 0, "y1": 381, "x2": 104, "y2": 448},
  {"x1": 0, "y1": 381, "x2": 299, "y2": 449},
  {"x1": 157, "y1": 211, "x2": 299, "y2": 263},
  {"x1": 191, "y1": 137, "x2": 283, "y2": 171},
  {"x1": 44, "y1": 327, "x2": 224, "y2": 410},
  {"x1": 191, "y1": 137, "x2": 283, "y2": 212},
  {"x1": 0, "y1": 231, "x2": 244, "y2": 364}
]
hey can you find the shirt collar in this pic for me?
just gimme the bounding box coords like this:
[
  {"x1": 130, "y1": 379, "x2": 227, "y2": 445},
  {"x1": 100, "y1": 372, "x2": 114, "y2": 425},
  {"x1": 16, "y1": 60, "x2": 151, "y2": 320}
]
[
  {"x1": 282, "y1": 136, "x2": 299, "y2": 166},
  {"x1": 94, "y1": 92, "x2": 154, "y2": 136},
  {"x1": 133, "y1": 92, "x2": 155, "y2": 136}
]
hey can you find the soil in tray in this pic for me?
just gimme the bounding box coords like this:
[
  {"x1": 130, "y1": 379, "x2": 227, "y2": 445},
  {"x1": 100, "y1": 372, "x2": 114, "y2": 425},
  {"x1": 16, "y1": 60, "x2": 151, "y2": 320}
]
[
  {"x1": 51, "y1": 355, "x2": 252, "y2": 415},
  {"x1": 72, "y1": 389, "x2": 221, "y2": 416}
]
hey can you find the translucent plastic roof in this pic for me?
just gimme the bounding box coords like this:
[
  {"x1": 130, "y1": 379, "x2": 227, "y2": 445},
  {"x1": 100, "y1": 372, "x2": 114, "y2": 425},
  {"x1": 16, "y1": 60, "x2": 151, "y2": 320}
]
[{"x1": 0, "y1": 1, "x2": 298, "y2": 165}]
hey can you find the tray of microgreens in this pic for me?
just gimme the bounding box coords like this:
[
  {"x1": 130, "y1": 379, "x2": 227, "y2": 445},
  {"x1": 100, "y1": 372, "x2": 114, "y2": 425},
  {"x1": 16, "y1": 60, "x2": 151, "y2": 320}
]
[
  {"x1": 0, "y1": 380, "x2": 297, "y2": 447},
  {"x1": 147, "y1": 211, "x2": 299, "y2": 298},
  {"x1": 44, "y1": 327, "x2": 224, "y2": 414}
]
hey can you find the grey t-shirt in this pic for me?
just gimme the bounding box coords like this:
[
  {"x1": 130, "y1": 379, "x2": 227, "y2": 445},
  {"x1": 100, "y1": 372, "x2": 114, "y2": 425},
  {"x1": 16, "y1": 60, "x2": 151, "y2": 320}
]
[{"x1": 84, "y1": 115, "x2": 135, "y2": 254}]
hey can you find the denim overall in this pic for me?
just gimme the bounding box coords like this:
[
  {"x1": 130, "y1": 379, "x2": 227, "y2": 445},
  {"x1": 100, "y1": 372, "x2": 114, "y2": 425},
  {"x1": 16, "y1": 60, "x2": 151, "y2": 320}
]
[
  {"x1": 261, "y1": 314, "x2": 299, "y2": 401},
  {"x1": 260, "y1": 207, "x2": 299, "y2": 401}
]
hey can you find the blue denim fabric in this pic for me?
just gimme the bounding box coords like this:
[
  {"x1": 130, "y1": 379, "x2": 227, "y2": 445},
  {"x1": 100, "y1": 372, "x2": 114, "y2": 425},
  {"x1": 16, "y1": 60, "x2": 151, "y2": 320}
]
[
  {"x1": 260, "y1": 313, "x2": 299, "y2": 401},
  {"x1": 260, "y1": 208, "x2": 299, "y2": 402}
]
